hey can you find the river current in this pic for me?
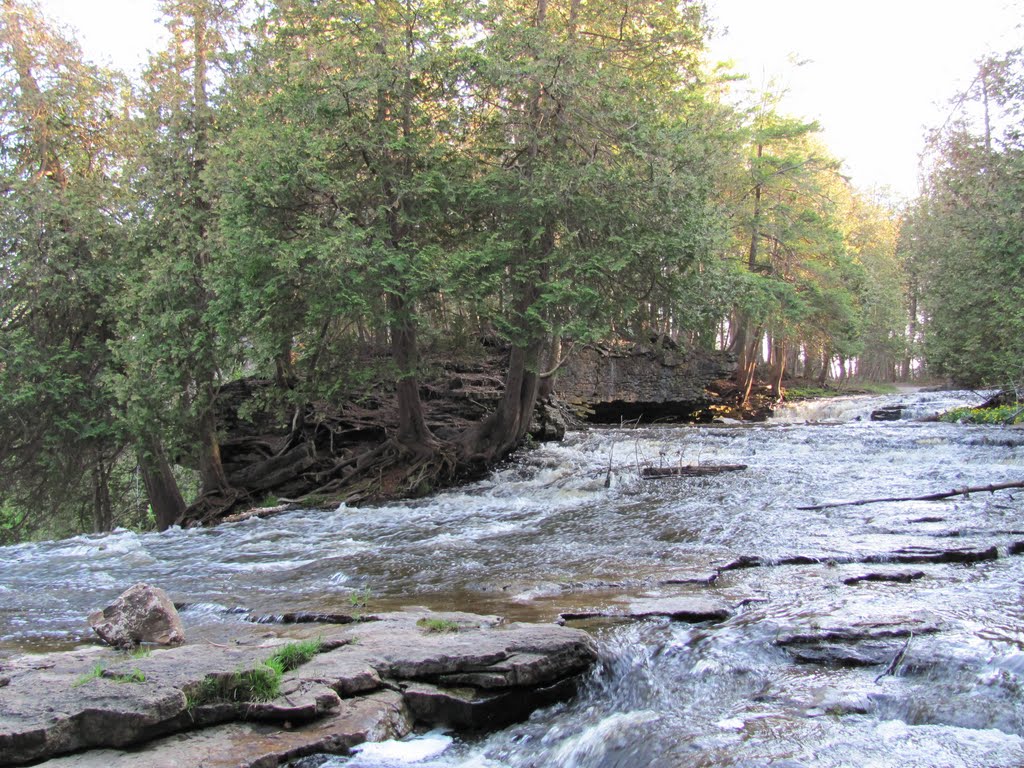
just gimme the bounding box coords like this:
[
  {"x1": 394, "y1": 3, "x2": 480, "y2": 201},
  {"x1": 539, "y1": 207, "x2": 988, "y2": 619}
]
[{"x1": 3, "y1": 389, "x2": 1024, "y2": 766}]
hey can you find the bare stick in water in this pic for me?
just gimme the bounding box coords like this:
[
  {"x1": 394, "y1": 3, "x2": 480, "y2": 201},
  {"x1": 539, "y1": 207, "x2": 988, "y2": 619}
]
[
  {"x1": 798, "y1": 481, "x2": 1024, "y2": 511},
  {"x1": 875, "y1": 632, "x2": 913, "y2": 684}
]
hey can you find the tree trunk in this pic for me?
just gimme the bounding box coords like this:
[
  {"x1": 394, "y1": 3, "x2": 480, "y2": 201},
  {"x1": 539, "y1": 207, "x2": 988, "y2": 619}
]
[
  {"x1": 138, "y1": 440, "x2": 186, "y2": 531},
  {"x1": 91, "y1": 458, "x2": 113, "y2": 533},
  {"x1": 902, "y1": 279, "x2": 918, "y2": 380},
  {"x1": 537, "y1": 333, "x2": 561, "y2": 400},
  {"x1": 771, "y1": 338, "x2": 786, "y2": 398},
  {"x1": 389, "y1": 292, "x2": 434, "y2": 447},
  {"x1": 198, "y1": 404, "x2": 230, "y2": 494},
  {"x1": 817, "y1": 347, "x2": 831, "y2": 386}
]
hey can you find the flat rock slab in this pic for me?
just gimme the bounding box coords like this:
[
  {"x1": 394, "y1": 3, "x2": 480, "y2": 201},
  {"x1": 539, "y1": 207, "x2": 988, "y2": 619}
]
[
  {"x1": 559, "y1": 596, "x2": 731, "y2": 625},
  {"x1": 0, "y1": 641, "x2": 311, "y2": 765},
  {"x1": 865, "y1": 545, "x2": 998, "y2": 565},
  {"x1": 775, "y1": 611, "x2": 942, "y2": 647},
  {"x1": 0, "y1": 610, "x2": 596, "y2": 766},
  {"x1": 344, "y1": 612, "x2": 598, "y2": 689},
  {"x1": 842, "y1": 570, "x2": 926, "y2": 586},
  {"x1": 657, "y1": 571, "x2": 720, "y2": 586},
  {"x1": 37, "y1": 691, "x2": 411, "y2": 768}
]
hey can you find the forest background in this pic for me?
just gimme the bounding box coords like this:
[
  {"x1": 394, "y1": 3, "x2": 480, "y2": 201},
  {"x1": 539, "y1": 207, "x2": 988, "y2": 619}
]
[{"x1": 1, "y1": 0, "x2": 1022, "y2": 542}]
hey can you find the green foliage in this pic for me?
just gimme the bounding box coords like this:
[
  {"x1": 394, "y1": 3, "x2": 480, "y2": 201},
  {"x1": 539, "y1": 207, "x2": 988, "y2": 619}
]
[
  {"x1": 416, "y1": 618, "x2": 461, "y2": 634},
  {"x1": 784, "y1": 386, "x2": 837, "y2": 400},
  {"x1": 237, "y1": 665, "x2": 281, "y2": 702},
  {"x1": 940, "y1": 406, "x2": 1024, "y2": 425},
  {"x1": 72, "y1": 656, "x2": 148, "y2": 688},
  {"x1": 909, "y1": 50, "x2": 1024, "y2": 386},
  {"x1": 189, "y1": 666, "x2": 279, "y2": 707}
]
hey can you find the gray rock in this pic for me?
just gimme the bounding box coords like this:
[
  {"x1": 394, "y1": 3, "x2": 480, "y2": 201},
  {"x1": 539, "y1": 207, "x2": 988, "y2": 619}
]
[
  {"x1": 658, "y1": 571, "x2": 720, "y2": 586},
  {"x1": 842, "y1": 570, "x2": 926, "y2": 585},
  {"x1": 625, "y1": 597, "x2": 731, "y2": 622},
  {"x1": 88, "y1": 583, "x2": 185, "y2": 649},
  {"x1": 402, "y1": 675, "x2": 583, "y2": 730},
  {"x1": 294, "y1": 648, "x2": 383, "y2": 697},
  {"x1": 0, "y1": 611, "x2": 598, "y2": 764},
  {"x1": 350, "y1": 613, "x2": 598, "y2": 689},
  {"x1": 774, "y1": 611, "x2": 942, "y2": 647},
  {"x1": 37, "y1": 691, "x2": 412, "y2": 768},
  {"x1": 554, "y1": 343, "x2": 733, "y2": 421},
  {"x1": 870, "y1": 406, "x2": 904, "y2": 421},
  {"x1": 558, "y1": 596, "x2": 731, "y2": 624},
  {"x1": 866, "y1": 545, "x2": 998, "y2": 564},
  {"x1": 529, "y1": 398, "x2": 568, "y2": 442}
]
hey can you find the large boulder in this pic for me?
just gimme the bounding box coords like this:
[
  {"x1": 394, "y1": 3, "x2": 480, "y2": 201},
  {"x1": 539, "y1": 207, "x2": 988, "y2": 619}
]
[{"x1": 88, "y1": 583, "x2": 185, "y2": 649}]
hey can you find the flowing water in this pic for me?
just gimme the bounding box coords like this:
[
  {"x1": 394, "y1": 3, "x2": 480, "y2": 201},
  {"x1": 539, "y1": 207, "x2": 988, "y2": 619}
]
[{"x1": 4, "y1": 389, "x2": 1024, "y2": 766}]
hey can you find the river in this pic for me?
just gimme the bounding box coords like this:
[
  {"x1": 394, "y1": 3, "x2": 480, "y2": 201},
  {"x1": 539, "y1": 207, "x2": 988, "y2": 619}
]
[{"x1": 3, "y1": 389, "x2": 1024, "y2": 766}]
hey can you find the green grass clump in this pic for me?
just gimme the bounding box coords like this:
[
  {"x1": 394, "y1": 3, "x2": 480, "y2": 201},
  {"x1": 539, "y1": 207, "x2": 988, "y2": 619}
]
[
  {"x1": 72, "y1": 663, "x2": 146, "y2": 687},
  {"x1": 186, "y1": 639, "x2": 322, "y2": 709},
  {"x1": 238, "y1": 664, "x2": 281, "y2": 701},
  {"x1": 72, "y1": 663, "x2": 106, "y2": 687},
  {"x1": 416, "y1": 617, "x2": 461, "y2": 634},
  {"x1": 266, "y1": 638, "x2": 322, "y2": 674},
  {"x1": 112, "y1": 668, "x2": 146, "y2": 684},
  {"x1": 940, "y1": 405, "x2": 1024, "y2": 425}
]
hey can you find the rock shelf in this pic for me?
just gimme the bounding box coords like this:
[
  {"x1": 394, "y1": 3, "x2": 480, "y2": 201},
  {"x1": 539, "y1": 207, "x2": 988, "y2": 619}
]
[{"x1": 0, "y1": 611, "x2": 597, "y2": 767}]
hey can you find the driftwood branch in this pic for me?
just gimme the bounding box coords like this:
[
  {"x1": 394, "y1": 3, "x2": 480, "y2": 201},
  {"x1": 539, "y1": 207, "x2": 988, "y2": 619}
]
[
  {"x1": 798, "y1": 480, "x2": 1024, "y2": 511},
  {"x1": 641, "y1": 464, "x2": 747, "y2": 479}
]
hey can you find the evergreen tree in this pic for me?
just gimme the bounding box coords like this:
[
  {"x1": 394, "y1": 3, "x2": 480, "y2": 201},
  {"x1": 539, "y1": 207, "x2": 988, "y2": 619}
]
[{"x1": 0, "y1": 0, "x2": 134, "y2": 540}]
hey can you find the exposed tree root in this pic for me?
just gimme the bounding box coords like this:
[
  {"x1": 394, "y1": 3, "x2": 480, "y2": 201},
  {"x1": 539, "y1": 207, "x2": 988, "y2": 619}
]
[{"x1": 179, "y1": 368, "x2": 505, "y2": 527}]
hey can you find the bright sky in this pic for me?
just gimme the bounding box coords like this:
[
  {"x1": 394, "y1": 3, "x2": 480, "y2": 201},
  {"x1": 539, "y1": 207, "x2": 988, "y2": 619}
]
[
  {"x1": 706, "y1": 0, "x2": 1022, "y2": 200},
  {"x1": 35, "y1": 0, "x2": 1024, "y2": 200}
]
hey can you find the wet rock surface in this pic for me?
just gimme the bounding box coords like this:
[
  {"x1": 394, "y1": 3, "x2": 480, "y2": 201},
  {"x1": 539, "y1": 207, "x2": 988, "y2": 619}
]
[
  {"x1": 0, "y1": 611, "x2": 597, "y2": 766},
  {"x1": 842, "y1": 569, "x2": 926, "y2": 585},
  {"x1": 870, "y1": 405, "x2": 905, "y2": 421},
  {"x1": 558, "y1": 596, "x2": 732, "y2": 625}
]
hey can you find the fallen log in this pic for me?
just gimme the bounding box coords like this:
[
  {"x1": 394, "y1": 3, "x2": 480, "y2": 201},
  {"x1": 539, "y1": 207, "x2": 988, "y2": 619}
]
[
  {"x1": 798, "y1": 480, "x2": 1024, "y2": 511},
  {"x1": 641, "y1": 464, "x2": 747, "y2": 478}
]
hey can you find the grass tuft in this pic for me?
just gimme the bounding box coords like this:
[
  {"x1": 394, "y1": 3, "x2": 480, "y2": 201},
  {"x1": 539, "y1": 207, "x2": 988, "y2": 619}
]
[
  {"x1": 185, "y1": 639, "x2": 323, "y2": 709},
  {"x1": 113, "y1": 668, "x2": 146, "y2": 684},
  {"x1": 267, "y1": 638, "x2": 321, "y2": 673},
  {"x1": 72, "y1": 663, "x2": 105, "y2": 688},
  {"x1": 416, "y1": 617, "x2": 461, "y2": 634}
]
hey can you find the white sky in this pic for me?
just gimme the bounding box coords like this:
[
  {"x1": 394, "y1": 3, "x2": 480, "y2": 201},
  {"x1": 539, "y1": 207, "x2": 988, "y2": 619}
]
[
  {"x1": 35, "y1": 0, "x2": 1024, "y2": 200},
  {"x1": 706, "y1": 0, "x2": 1023, "y2": 200}
]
